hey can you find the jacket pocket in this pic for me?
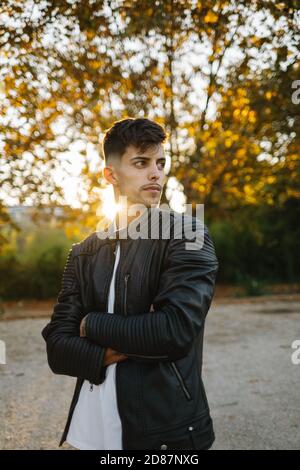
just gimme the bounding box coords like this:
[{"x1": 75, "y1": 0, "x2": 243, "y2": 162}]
[
  {"x1": 169, "y1": 361, "x2": 192, "y2": 401},
  {"x1": 186, "y1": 418, "x2": 215, "y2": 450},
  {"x1": 149, "y1": 412, "x2": 214, "y2": 450},
  {"x1": 123, "y1": 352, "x2": 169, "y2": 359}
]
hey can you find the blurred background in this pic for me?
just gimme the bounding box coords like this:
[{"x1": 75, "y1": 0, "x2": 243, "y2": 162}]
[
  {"x1": 0, "y1": 0, "x2": 299, "y2": 450},
  {"x1": 0, "y1": 0, "x2": 299, "y2": 300}
]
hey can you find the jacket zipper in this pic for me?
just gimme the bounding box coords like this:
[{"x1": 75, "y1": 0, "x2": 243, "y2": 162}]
[
  {"x1": 124, "y1": 273, "x2": 130, "y2": 316},
  {"x1": 122, "y1": 273, "x2": 169, "y2": 359},
  {"x1": 170, "y1": 362, "x2": 192, "y2": 401}
]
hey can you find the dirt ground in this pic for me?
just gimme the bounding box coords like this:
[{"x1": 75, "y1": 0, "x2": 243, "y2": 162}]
[
  {"x1": 1, "y1": 282, "x2": 300, "y2": 321},
  {"x1": 0, "y1": 294, "x2": 300, "y2": 450}
]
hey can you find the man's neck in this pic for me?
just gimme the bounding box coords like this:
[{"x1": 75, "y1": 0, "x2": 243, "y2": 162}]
[{"x1": 114, "y1": 205, "x2": 150, "y2": 230}]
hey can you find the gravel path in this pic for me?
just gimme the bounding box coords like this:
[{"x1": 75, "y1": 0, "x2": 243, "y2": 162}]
[{"x1": 1, "y1": 296, "x2": 299, "y2": 450}]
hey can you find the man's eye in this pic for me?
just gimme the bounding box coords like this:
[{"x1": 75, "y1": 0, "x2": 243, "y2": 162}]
[
  {"x1": 135, "y1": 161, "x2": 145, "y2": 168},
  {"x1": 158, "y1": 162, "x2": 165, "y2": 169}
]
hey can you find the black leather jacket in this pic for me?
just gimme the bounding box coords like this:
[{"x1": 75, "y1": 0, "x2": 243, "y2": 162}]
[{"x1": 41, "y1": 208, "x2": 219, "y2": 450}]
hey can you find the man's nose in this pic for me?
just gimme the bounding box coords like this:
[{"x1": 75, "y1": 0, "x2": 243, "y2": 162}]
[{"x1": 148, "y1": 163, "x2": 160, "y2": 180}]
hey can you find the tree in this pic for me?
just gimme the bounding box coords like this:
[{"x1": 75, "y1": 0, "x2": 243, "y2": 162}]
[{"x1": 1, "y1": 0, "x2": 299, "y2": 240}]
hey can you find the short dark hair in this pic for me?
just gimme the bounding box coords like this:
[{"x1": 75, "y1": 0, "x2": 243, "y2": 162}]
[{"x1": 102, "y1": 117, "x2": 167, "y2": 165}]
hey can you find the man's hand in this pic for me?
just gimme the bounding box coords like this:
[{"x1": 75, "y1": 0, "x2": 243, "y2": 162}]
[
  {"x1": 103, "y1": 347, "x2": 128, "y2": 366},
  {"x1": 79, "y1": 318, "x2": 128, "y2": 365},
  {"x1": 80, "y1": 315, "x2": 88, "y2": 337}
]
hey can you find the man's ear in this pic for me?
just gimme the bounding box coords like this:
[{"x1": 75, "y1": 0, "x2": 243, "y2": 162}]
[{"x1": 103, "y1": 165, "x2": 119, "y2": 186}]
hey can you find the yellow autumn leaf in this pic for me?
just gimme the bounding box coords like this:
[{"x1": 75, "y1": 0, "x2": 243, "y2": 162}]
[
  {"x1": 204, "y1": 11, "x2": 218, "y2": 23},
  {"x1": 237, "y1": 88, "x2": 247, "y2": 97},
  {"x1": 236, "y1": 148, "x2": 246, "y2": 158},
  {"x1": 206, "y1": 140, "x2": 216, "y2": 150},
  {"x1": 248, "y1": 110, "x2": 256, "y2": 123}
]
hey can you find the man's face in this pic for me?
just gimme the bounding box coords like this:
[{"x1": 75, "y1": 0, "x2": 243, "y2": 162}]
[{"x1": 105, "y1": 143, "x2": 167, "y2": 209}]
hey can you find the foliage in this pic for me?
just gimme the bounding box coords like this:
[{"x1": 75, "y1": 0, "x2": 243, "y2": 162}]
[
  {"x1": 0, "y1": 224, "x2": 81, "y2": 299},
  {"x1": 0, "y1": 1, "x2": 299, "y2": 293}
]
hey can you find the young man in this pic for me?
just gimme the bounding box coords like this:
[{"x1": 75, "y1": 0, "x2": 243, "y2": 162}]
[{"x1": 41, "y1": 117, "x2": 219, "y2": 450}]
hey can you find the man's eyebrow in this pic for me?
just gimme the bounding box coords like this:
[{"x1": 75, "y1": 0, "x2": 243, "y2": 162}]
[{"x1": 131, "y1": 155, "x2": 166, "y2": 161}]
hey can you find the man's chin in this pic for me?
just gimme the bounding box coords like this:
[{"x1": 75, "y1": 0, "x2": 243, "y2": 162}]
[
  {"x1": 144, "y1": 193, "x2": 162, "y2": 206},
  {"x1": 144, "y1": 200, "x2": 160, "y2": 209},
  {"x1": 126, "y1": 195, "x2": 161, "y2": 210}
]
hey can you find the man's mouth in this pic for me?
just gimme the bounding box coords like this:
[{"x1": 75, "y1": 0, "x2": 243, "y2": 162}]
[{"x1": 143, "y1": 185, "x2": 161, "y2": 192}]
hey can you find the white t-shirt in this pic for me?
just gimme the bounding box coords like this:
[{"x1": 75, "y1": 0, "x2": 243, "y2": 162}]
[{"x1": 66, "y1": 240, "x2": 123, "y2": 450}]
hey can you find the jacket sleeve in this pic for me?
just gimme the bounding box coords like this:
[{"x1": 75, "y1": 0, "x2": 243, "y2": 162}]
[
  {"x1": 85, "y1": 221, "x2": 219, "y2": 363},
  {"x1": 41, "y1": 246, "x2": 107, "y2": 385}
]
